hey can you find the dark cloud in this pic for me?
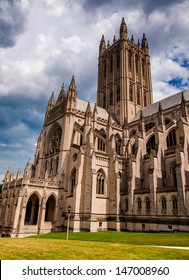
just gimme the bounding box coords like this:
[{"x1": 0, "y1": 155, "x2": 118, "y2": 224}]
[
  {"x1": 0, "y1": 94, "x2": 45, "y2": 136},
  {"x1": 83, "y1": 0, "x2": 185, "y2": 15},
  {"x1": 0, "y1": 0, "x2": 28, "y2": 47},
  {"x1": 84, "y1": 0, "x2": 112, "y2": 9},
  {"x1": 83, "y1": 0, "x2": 136, "y2": 13},
  {"x1": 0, "y1": 93, "x2": 47, "y2": 179},
  {"x1": 142, "y1": 0, "x2": 184, "y2": 14}
]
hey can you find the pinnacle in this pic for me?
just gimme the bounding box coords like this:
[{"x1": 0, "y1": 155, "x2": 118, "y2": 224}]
[
  {"x1": 69, "y1": 75, "x2": 76, "y2": 90},
  {"x1": 121, "y1": 17, "x2": 126, "y2": 25}
]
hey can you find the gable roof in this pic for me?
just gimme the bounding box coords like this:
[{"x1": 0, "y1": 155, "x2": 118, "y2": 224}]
[
  {"x1": 77, "y1": 99, "x2": 118, "y2": 123},
  {"x1": 133, "y1": 88, "x2": 189, "y2": 121}
]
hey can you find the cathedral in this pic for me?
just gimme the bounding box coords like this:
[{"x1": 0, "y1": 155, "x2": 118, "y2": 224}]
[{"x1": 1, "y1": 18, "x2": 189, "y2": 237}]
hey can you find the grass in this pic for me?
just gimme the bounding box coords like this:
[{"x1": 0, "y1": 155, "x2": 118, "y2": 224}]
[
  {"x1": 0, "y1": 231, "x2": 189, "y2": 260},
  {"x1": 30, "y1": 231, "x2": 189, "y2": 247}
]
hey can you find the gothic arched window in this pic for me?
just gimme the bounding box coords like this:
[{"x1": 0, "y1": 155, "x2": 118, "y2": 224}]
[
  {"x1": 171, "y1": 164, "x2": 177, "y2": 187},
  {"x1": 128, "y1": 50, "x2": 132, "y2": 68},
  {"x1": 96, "y1": 169, "x2": 106, "y2": 195},
  {"x1": 98, "y1": 138, "x2": 106, "y2": 152},
  {"x1": 97, "y1": 129, "x2": 106, "y2": 152},
  {"x1": 166, "y1": 129, "x2": 176, "y2": 148},
  {"x1": 130, "y1": 84, "x2": 133, "y2": 102},
  {"x1": 125, "y1": 198, "x2": 129, "y2": 212},
  {"x1": 70, "y1": 168, "x2": 76, "y2": 195},
  {"x1": 137, "y1": 197, "x2": 142, "y2": 211},
  {"x1": 161, "y1": 196, "x2": 167, "y2": 212},
  {"x1": 137, "y1": 87, "x2": 140, "y2": 105},
  {"x1": 117, "y1": 84, "x2": 120, "y2": 102},
  {"x1": 115, "y1": 134, "x2": 121, "y2": 155},
  {"x1": 171, "y1": 195, "x2": 178, "y2": 213},
  {"x1": 145, "y1": 197, "x2": 151, "y2": 211},
  {"x1": 50, "y1": 127, "x2": 62, "y2": 154},
  {"x1": 146, "y1": 135, "x2": 156, "y2": 154},
  {"x1": 131, "y1": 142, "x2": 137, "y2": 156}
]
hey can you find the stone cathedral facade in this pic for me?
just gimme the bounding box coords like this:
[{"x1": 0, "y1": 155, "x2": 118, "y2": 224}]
[{"x1": 0, "y1": 18, "x2": 189, "y2": 237}]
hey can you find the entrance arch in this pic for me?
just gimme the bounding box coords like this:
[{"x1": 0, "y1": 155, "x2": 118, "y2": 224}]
[
  {"x1": 45, "y1": 195, "x2": 56, "y2": 222},
  {"x1": 24, "y1": 193, "x2": 39, "y2": 225}
]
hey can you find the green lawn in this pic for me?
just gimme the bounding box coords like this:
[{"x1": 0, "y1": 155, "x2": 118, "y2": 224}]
[{"x1": 0, "y1": 231, "x2": 189, "y2": 260}]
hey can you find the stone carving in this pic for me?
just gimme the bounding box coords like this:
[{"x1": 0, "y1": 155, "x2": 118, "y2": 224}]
[{"x1": 51, "y1": 128, "x2": 62, "y2": 153}]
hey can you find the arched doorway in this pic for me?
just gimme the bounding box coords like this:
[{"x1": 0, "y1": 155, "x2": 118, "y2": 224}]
[
  {"x1": 24, "y1": 193, "x2": 39, "y2": 225},
  {"x1": 45, "y1": 195, "x2": 56, "y2": 222}
]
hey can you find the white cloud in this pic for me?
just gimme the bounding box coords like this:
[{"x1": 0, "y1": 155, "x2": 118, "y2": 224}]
[
  {"x1": 61, "y1": 35, "x2": 90, "y2": 54},
  {"x1": 0, "y1": 143, "x2": 22, "y2": 148}
]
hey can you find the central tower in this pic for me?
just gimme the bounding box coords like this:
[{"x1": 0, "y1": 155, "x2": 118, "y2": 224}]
[{"x1": 97, "y1": 17, "x2": 153, "y2": 125}]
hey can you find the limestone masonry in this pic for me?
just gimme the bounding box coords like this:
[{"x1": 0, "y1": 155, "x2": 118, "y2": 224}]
[{"x1": 0, "y1": 18, "x2": 189, "y2": 237}]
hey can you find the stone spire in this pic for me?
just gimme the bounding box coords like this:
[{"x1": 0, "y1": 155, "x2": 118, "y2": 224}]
[
  {"x1": 45, "y1": 92, "x2": 55, "y2": 122},
  {"x1": 99, "y1": 35, "x2": 106, "y2": 56},
  {"x1": 85, "y1": 102, "x2": 92, "y2": 126},
  {"x1": 131, "y1": 34, "x2": 135, "y2": 45},
  {"x1": 47, "y1": 92, "x2": 55, "y2": 110},
  {"x1": 142, "y1": 33, "x2": 149, "y2": 51},
  {"x1": 56, "y1": 83, "x2": 67, "y2": 104},
  {"x1": 4, "y1": 167, "x2": 11, "y2": 183},
  {"x1": 23, "y1": 159, "x2": 32, "y2": 179},
  {"x1": 120, "y1": 17, "x2": 127, "y2": 40},
  {"x1": 93, "y1": 103, "x2": 98, "y2": 129},
  {"x1": 10, "y1": 170, "x2": 14, "y2": 181},
  {"x1": 68, "y1": 76, "x2": 76, "y2": 98},
  {"x1": 67, "y1": 76, "x2": 77, "y2": 111},
  {"x1": 16, "y1": 168, "x2": 21, "y2": 180}
]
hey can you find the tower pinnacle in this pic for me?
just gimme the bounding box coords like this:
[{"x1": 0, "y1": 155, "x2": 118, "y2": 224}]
[
  {"x1": 99, "y1": 35, "x2": 106, "y2": 55},
  {"x1": 120, "y1": 17, "x2": 127, "y2": 40}
]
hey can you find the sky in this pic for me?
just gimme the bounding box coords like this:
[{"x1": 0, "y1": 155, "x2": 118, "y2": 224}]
[{"x1": 0, "y1": 0, "x2": 189, "y2": 183}]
